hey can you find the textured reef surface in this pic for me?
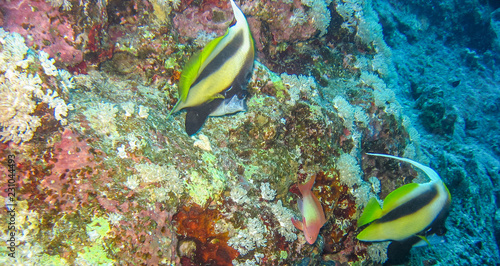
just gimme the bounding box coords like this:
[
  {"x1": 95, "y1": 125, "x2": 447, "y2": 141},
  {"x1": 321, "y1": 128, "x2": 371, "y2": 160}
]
[{"x1": 0, "y1": 0, "x2": 499, "y2": 265}]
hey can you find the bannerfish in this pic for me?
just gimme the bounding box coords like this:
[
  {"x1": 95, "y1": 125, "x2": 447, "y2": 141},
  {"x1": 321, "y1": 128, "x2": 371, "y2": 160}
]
[
  {"x1": 291, "y1": 174, "x2": 327, "y2": 244},
  {"x1": 357, "y1": 153, "x2": 451, "y2": 264},
  {"x1": 166, "y1": 0, "x2": 255, "y2": 136}
]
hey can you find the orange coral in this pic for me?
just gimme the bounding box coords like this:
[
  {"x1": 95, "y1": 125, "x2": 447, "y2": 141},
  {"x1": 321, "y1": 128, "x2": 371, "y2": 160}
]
[
  {"x1": 173, "y1": 205, "x2": 238, "y2": 266},
  {"x1": 171, "y1": 69, "x2": 181, "y2": 82}
]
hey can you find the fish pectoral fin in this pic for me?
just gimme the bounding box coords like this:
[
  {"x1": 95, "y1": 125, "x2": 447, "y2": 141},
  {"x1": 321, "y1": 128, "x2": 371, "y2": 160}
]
[
  {"x1": 297, "y1": 199, "x2": 304, "y2": 214},
  {"x1": 416, "y1": 235, "x2": 431, "y2": 246},
  {"x1": 291, "y1": 217, "x2": 304, "y2": 231},
  {"x1": 211, "y1": 94, "x2": 225, "y2": 100},
  {"x1": 201, "y1": 94, "x2": 225, "y2": 106},
  {"x1": 357, "y1": 197, "x2": 383, "y2": 227}
]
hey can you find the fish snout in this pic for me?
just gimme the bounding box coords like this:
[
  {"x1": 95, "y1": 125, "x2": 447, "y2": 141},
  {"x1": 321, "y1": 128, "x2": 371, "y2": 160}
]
[{"x1": 305, "y1": 231, "x2": 318, "y2": 244}]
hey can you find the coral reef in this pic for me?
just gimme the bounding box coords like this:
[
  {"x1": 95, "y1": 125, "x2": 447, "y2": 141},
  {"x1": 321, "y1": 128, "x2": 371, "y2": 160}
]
[{"x1": 1, "y1": 0, "x2": 498, "y2": 265}]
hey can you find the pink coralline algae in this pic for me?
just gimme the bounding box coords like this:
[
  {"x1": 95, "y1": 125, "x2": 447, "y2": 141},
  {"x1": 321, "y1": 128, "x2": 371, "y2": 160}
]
[
  {"x1": 173, "y1": 1, "x2": 318, "y2": 48},
  {"x1": 0, "y1": 0, "x2": 83, "y2": 66},
  {"x1": 110, "y1": 202, "x2": 180, "y2": 265},
  {"x1": 40, "y1": 129, "x2": 101, "y2": 212},
  {"x1": 173, "y1": 4, "x2": 233, "y2": 40},
  {"x1": 48, "y1": 129, "x2": 97, "y2": 178},
  {"x1": 247, "y1": 0, "x2": 318, "y2": 43}
]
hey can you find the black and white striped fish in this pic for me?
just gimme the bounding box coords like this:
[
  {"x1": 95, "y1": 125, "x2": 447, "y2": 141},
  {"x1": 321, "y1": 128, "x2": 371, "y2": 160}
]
[{"x1": 167, "y1": 0, "x2": 255, "y2": 135}]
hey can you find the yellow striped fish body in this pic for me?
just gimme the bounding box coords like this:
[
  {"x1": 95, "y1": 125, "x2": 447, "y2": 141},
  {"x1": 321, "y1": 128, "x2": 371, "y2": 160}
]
[
  {"x1": 168, "y1": 0, "x2": 255, "y2": 135},
  {"x1": 357, "y1": 153, "x2": 451, "y2": 242}
]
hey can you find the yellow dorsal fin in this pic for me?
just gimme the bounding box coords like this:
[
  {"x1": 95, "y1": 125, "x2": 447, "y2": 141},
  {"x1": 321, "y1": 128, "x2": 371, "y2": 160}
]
[
  {"x1": 177, "y1": 33, "x2": 226, "y2": 102},
  {"x1": 382, "y1": 182, "x2": 420, "y2": 212},
  {"x1": 177, "y1": 50, "x2": 202, "y2": 103},
  {"x1": 357, "y1": 197, "x2": 383, "y2": 227}
]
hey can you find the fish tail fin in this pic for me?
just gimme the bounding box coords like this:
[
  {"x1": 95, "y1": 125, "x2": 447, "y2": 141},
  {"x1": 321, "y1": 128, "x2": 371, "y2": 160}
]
[
  {"x1": 298, "y1": 175, "x2": 316, "y2": 195},
  {"x1": 357, "y1": 197, "x2": 383, "y2": 227},
  {"x1": 367, "y1": 153, "x2": 442, "y2": 182}
]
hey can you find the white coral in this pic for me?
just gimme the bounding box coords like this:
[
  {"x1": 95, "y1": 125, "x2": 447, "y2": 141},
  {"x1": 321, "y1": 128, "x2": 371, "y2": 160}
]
[
  {"x1": 230, "y1": 184, "x2": 249, "y2": 205},
  {"x1": 0, "y1": 73, "x2": 42, "y2": 143},
  {"x1": 281, "y1": 73, "x2": 318, "y2": 106},
  {"x1": 260, "y1": 182, "x2": 276, "y2": 201},
  {"x1": 117, "y1": 144, "x2": 128, "y2": 159},
  {"x1": 134, "y1": 163, "x2": 184, "y2": 195},
  {"x1": 83, "y1": 102, "x2": 119, "y2": 137},
  {"x1": 367, "y1": 242, "x2": 389, "y2": 263},
  {"x1": 107, "y1": 213, "x2": 123, "y2": 226},
  {"x1": 57, "y1": 69, "x2": 75, "y2": 92},
  {"x1": 332, "y1": 95, "x2": 369, "y2": 130},
  {"x1": 121, "y1": 102, "x2": 135, "y2": 117},
  {"x1": 336, "y1": 153, "x2": 362, "y2": 187},
  {"x1": 0, "y1": 31, "x2": 42, "y2": 143},
  {"x1": 138, "y1": 105, "x2": 149, "y2": 119},
  {"x1": 290, "y1": 8, "x2": 307, "y2": 27},
  {"x1": 301, "y1": 0, "x2": 333, "y2": 36},
  {"x1": 40, "y1": 89, "x2": 73, "y2": 125},
  {"x1": 46, "y1": 0, "x2": 73, "y2": 11},
  {"x1": 228, "y1": 217, "x2": 268, "y2": 255},
  {"x1": 127, "y1": 134, "x2": 141, "y2": 151},
  {"x1": 39, "y1": 51, "x2": 58, "y2": 76},
  {"x1": 0, "y1": 30, "x2": 29, "y2": 69},
  {"x1": 170, "y1": 0, "x2": 181, "y2": 9},
  {"x1": 193, "y1": 134, "x2": 212, "y2": 151},
  {"x1": 124, "y1": 175, "x2": 140, "y2": 190},
  {"x1": 268, "y1": 200, "x2": 297, "y2": 242},
  {"x1": 0, "y1": 29, "x2": 72, "y2": 143}
]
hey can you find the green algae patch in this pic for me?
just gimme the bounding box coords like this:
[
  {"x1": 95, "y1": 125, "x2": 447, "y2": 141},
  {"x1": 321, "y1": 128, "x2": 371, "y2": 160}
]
[
  {"x1": 186, "y1": 168, "x2": 227, "y2": 206},
  {"x1": 86, "y1": 216, "x2": 111, "y2": 238},
  {"x1": 75, "y1": 216, "x2": 114, "y2": 265},
  {"x1": 77, "y1": 244, "x2": 115, "y2": 265},
  {"x1": 39, "y1": 254, "x2": 70, "y2": 266}
]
